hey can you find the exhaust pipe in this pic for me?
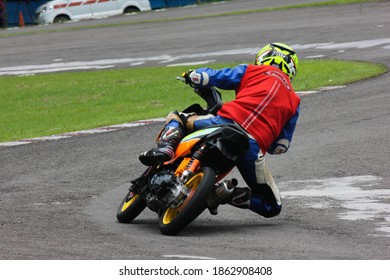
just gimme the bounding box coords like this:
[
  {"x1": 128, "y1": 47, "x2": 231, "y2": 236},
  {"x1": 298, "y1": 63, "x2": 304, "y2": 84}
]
[{"x1": 207, "y1": 178, "x2": 238, "y2": 208}]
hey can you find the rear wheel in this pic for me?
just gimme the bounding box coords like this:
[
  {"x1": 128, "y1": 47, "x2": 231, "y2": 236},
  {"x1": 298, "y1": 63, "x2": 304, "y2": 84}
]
[
  {"x1": 116, "y1": 190, "x2": 146, "y2": 223},
  {"x1": 53, "y1": 15, "x2": 70, "y2": 24},
  {"x1": 158, "y1": 167, "x2": 216, "y2": 235}
]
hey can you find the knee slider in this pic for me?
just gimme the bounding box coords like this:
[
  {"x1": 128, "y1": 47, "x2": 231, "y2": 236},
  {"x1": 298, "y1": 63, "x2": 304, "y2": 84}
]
[
  {"x1": 260, "y1": 204, "x2": 282, "y2": 218},
  {"x1": 249, "y1": 195, "x2": 282, "y2": 218}
]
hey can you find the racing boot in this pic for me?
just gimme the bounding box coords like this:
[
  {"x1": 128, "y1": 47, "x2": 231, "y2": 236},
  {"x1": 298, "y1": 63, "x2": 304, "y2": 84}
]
[
  {"x1": 207, "y1": 187, "x2": 251, "y2": 215},
  {"x1": 225, "y1": 187, "x2": 251, "y2": 209},
  {"x1": 139, "y1": 122, "x2": 184, "y2": 166},
  {"x1": 207, "y1": 179, "x2": 251, "y2": 214}
]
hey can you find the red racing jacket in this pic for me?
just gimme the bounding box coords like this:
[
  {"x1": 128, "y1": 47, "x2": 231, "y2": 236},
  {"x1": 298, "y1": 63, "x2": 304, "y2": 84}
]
[{"x1": 189, "y1": 64, "x2": 301, "y2": 154}]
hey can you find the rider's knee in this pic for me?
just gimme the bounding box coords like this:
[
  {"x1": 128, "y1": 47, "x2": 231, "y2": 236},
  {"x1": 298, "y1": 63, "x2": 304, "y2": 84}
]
[
  {"x1": 249, "y1": 197, "x2": 282, "y2": 218},
  {"x1": 166, "y1": 111, "x2": 198, "y2": 133},
  {"x1": 259, "y1": 204, "x2": 282, "y2": 218},
  {"x1": 165, "y1": 111, "x2": 184, "y2": 125}
]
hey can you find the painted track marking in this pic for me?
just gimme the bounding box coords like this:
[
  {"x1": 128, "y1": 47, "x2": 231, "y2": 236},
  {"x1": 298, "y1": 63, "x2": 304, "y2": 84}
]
[
  {"x1": 1, "y1": 38, "x2": 390, "y2": 76},
  {"x1": 281, "y1": 176, "x2": 390, "y2": 237}
]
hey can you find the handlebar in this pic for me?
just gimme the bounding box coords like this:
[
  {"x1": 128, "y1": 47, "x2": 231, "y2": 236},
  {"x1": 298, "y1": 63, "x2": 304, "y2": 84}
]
[
  {"x1": 177, "y1": 72, "x2": 223, "y2": 116},
  {"x1": 176, "y1": 76, "x2": 186, "y2": 83},
  {"x1": 176, "y1": 71, "x2": 194, "y2": 87}
]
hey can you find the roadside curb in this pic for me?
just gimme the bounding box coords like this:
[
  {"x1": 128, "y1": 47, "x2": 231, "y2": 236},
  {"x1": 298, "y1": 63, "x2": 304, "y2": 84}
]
[{"x1": 0, "y1": 118, "x2": 165, "y2": 148}]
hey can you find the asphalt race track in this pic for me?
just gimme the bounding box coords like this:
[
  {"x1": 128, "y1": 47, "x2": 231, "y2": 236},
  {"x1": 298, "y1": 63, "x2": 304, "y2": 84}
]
[{"x1": 0, "y1": 0, "x2": 389, "y2": 259}]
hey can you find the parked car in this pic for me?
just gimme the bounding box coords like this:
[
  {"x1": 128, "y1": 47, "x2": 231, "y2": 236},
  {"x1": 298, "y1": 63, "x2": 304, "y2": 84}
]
[{"x1": 35, "y1": 0, "x2": 152, "y2": 24}]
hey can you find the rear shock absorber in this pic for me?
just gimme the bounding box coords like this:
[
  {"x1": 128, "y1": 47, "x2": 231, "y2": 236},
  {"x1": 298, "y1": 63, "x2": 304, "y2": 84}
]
[{"x1": 179, "y1": 145, "x2": 205, "y2": 182}]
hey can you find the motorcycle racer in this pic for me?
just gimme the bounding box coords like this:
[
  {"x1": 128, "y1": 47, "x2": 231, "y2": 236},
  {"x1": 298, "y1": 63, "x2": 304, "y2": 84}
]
[{"x1": 139, "y1": 42, "x2": 300, "y2": 218}]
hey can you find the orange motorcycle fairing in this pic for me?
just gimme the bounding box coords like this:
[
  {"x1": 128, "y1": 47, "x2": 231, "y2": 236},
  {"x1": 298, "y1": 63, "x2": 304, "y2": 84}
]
[{"x1": 165, "y1": 127, "x2": 221, "y2": 164}]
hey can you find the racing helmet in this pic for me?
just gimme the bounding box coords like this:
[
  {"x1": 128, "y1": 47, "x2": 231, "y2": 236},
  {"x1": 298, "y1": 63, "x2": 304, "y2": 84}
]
[{"x1": 255, "y1": 43, "x2": 299, "y2": 81}]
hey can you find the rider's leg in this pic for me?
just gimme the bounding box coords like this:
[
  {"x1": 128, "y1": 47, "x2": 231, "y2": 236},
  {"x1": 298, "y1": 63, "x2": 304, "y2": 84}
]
[
  {"x1": 139, "y1": 111, "x2": 185, "y2": 166},
  {"x1": 235, "y1": 139, "x2": 282, "y2": 218},
  {"x1": 139, "y1": 111, "x2": 228, "y2": 165},
  {"x1": 191, "y1": 115, "x2": 254, "y2": 213},
  {"x1": 192, "y1": 115, "x2": 281, "y2": 217},
  {"x1": 191, "y1": 114, "x2": 234, "y2": 130}
]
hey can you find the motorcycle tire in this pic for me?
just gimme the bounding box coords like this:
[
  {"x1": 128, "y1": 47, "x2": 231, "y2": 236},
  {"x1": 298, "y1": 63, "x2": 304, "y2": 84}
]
[
  {"x1": 116, "y1": 190, "x2": 147, "y2": 223},
  {"x1": 158, "y1": 166, "x2": 216, "y2": 235}
]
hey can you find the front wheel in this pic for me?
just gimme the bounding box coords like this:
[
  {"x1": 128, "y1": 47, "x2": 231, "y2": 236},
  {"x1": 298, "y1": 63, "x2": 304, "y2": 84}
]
[
  {"x1": 158, "y1": 167, "x2": 216, "y2": 235},
  {"x1": 116, "y1": 190, "x2": 146, "y2": 223},
  {"x1": 124, "y1": 6, "x2": 140, "y2": 14}
]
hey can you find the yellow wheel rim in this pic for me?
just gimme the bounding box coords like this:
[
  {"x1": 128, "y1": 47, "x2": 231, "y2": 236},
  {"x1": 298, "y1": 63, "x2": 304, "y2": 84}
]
[
  {"x1": 121, "y1": 193, "x2": 138, "y2": 212},
  {"x1": 162, "y1": 172, "x2": 204, "y2": 225}
]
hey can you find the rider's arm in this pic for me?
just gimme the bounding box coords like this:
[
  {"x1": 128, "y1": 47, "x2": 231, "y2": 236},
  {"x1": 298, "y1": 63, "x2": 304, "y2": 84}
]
[
  {"x1": 189, "y1": 64, "x2": 248, "y2": 90},
  {"x1": 267, "y1": 105, "x2": 300, "y2": 155}
]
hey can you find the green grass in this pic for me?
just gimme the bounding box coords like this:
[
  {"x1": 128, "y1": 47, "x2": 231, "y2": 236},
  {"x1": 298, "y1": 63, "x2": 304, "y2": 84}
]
[
  {"x1": 0, "y1": 60, "x2": 387, "y2": 142},
  {"x1": 294, "y1": 59, "x2": 388, "y2": 91}
]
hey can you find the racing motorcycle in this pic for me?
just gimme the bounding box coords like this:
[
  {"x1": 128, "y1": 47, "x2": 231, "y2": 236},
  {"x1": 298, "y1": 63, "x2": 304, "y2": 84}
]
[{"x1": 116, "y1": 74, "x2": 249, "y2": 235}]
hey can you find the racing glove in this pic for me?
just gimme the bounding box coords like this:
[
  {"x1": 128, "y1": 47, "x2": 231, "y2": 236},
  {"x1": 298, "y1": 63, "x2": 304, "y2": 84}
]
[
  {"x1": 183, "y1": 69, "x2": 209, "y2": 87},
  {"x1": 269, "y1": 139, "x2": 290, "y2": 154},
  {"x1": 181, "y1": 70, "x2": 196, "y2": 87}
]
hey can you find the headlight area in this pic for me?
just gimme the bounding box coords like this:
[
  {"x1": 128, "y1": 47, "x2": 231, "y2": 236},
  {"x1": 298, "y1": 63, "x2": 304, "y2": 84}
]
[{"x1": 42, "y1": 6, "x2": 54, "y2": 13}]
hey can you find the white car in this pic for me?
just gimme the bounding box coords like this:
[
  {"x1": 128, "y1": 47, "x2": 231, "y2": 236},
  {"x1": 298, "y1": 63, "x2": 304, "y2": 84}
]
[{"x1": 35, "y1": 0, "x2": 152, "y2": 24}]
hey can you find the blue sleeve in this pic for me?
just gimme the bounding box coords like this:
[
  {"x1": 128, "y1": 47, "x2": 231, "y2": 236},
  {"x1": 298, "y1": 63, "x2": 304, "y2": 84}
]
[
  {"x1": 195, "y1": 64, "x2": 248, "y2": 90},
  {"x1": 280, "y1": 104, "x2": 300, "y2": 142},
  {"x1": 268, "y1": 105, "x2": 300, "y2": 153}
]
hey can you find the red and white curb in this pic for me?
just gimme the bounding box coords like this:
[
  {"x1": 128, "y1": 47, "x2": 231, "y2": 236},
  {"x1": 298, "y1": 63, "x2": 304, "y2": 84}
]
[{"x1": 0, "y1": 86, "x2": 346, "y2": 148}]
